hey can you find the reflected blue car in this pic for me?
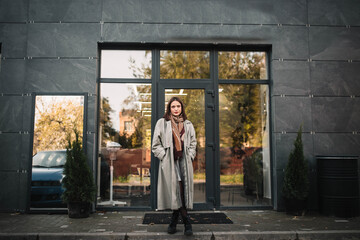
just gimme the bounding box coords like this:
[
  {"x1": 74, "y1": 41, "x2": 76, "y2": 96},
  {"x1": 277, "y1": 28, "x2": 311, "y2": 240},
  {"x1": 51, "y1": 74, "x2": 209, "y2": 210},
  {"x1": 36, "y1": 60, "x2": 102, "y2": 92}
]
[{"x1": 31, "y1": 150, "x2": 67, "y2": 208}]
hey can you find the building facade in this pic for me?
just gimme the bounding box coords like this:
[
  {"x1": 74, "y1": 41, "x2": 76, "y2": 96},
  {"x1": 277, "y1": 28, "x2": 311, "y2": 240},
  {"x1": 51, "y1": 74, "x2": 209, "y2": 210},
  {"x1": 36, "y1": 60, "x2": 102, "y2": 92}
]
[{"x1": 0, "y1": 0, "x2": 360, "y2": 212}]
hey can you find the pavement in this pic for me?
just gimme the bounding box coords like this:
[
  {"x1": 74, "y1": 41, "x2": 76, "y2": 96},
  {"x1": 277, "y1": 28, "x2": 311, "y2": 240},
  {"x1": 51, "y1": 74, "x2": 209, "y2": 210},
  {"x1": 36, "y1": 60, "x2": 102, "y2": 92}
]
[{"x1": 0, "y1": 210, "x2": 360, "y2": 240}]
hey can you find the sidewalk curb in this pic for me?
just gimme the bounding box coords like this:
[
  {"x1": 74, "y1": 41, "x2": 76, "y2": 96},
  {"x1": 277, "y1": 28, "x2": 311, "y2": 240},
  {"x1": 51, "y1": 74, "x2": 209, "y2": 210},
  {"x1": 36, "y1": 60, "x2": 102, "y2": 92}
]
[{"x1": 1, "y1": 230, "x2": 359, "y2": 240}]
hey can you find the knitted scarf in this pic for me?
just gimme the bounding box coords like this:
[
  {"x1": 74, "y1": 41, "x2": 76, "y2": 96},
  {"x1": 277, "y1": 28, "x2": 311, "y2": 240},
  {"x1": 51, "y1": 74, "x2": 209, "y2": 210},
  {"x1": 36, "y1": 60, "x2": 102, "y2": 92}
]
[{"x1": 170, "y1": 114, "x2": 184, "y2": 152}]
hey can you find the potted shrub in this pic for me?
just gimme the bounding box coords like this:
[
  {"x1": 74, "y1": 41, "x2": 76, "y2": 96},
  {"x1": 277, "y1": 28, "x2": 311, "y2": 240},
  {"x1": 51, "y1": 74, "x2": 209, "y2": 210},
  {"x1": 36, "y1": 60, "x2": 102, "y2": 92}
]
[
  {"x1": 62, "y1": 131, "x2": 96, "y2": 218},
  {"x1": 282, "y1": 126, "x2": 309, "y2": 215}
]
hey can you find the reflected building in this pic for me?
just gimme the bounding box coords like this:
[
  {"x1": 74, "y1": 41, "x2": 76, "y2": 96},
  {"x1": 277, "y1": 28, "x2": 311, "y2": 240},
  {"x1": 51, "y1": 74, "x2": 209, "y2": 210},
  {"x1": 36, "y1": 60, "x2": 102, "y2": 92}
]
[{"x1": 119, "y1": 110, "x2": 136, "y2": 137}]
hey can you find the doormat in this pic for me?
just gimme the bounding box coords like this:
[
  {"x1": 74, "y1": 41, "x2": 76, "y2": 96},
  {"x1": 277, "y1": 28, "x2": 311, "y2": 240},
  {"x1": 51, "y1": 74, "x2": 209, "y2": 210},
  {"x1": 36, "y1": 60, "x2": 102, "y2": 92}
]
[{"x1": 143, "y1": 212, "x2": 233, "y2": 224}]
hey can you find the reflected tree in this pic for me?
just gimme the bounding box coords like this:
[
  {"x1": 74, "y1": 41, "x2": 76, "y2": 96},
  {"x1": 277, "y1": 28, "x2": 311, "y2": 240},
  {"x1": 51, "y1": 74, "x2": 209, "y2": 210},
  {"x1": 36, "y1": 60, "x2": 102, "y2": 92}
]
[
  {"x1": 100, "y1": 97, "x2": 118, "y2": 147},
  {"x1": 219, "y1": 52, "x2": 266, "y2": 80},
  {"x1": 129, "y1": 50, "x2": 152, "y2": 78},
  {"x1": 160, "y1": 51, "x2": 210, "y2": 79},
  {"x1": 130, "y1": 51, "x2": 265, "y2": 176},
  {"x1": 218, "y1": 52, "x2": 265, "y2": 177},
  {"x1": 33, "y1": 97, "x2": 83, "y2": 155}
]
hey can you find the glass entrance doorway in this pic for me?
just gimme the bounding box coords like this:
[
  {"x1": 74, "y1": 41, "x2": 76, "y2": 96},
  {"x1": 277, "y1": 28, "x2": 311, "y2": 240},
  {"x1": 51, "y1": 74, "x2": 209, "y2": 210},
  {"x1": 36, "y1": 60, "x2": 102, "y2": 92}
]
[
  {"x1": 156, "y1": 83, "x2": 216, "y2": 209},
  {"x1": 98, "y1": 46, "x2": 272, "y2": 210},
  {"x1": 160, "y1": 88, "x2": 210, "y2": 208}
]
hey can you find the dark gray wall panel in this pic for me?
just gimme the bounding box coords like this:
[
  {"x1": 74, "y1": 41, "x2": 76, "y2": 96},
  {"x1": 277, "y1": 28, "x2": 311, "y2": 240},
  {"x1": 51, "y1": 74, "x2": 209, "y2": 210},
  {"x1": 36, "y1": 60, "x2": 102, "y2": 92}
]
[
  {"x1": 274, "y1": 133, "x2": 313, "y2": 170},
  {"x1": 102, "y1": 0, "x2": 142, "y2": 22},
  {"x1": 103, "y1": 23, "x2": 275, "y2": 46},
  {"x1": 311, "y1": 61, "x2": 360, "y2": 96},
  {"x1": 312, "y1": 97, "x2": 359, "y2": 132},
  {"x1": 161, "y1": 0, "x2": 182, "y2": 23},
  {"x1": 0, "y1": 24, "x2": 27, "y2": 58},
  {"x1": 87, "y1": 95, "x2": 96, "y2": 133},
  {"x1": 0, "y1": 0, "x2": 28, "y2": 22},
  {"x1": 307, "y1": 170, "x2": 318, "y2": 211},
  {"x1": 273, "y1": 96, "x2": 312, "y2": 132},
  {"x1": 0, "y1": 172, "x2": 19, "y2": 211},
  {"x1": 273, "y1": 26, "x2": 309, "y2": 60},
  {"x1": 202, "y1": 24, "x2": 274, "y2": 44},
  {"x1": 275, "y1": 169, "x2": 285, "y2": 210},
  {"x1": 0, "y1": 96, "x2": 24, "y2": 132},
  {"x1": 181, "y1": 0, "x2": 220, "y2": 24},
  {"x1": 26, "y1": 59, "x2": 96, "y2": 93},
  {"x1": 272, "y1": 60, "x2": 310, "y2": 95},
  {"x1": 0, "y1": 59, "x2": 26, "y2": 93},
  {"x1": 103, "y1": 23, "x2": 232, "y2": 43},
  {"x1": 27, "y1": 23, "x2": 100, "y2": 57},
  {"x1": 18, "y1": 172, "x2": 29, "y2": 211},
  {"x1": 103, "y1": 23, "x2": 195, "y2": 42},
  {"x1": 309, "y1": 27, "x2": 360, "y2": 60},
  {"x1": 29, "y1": 0, "x2": 102, "y2": 22},
  {"x1": 142, "y1": 0, "x2": 166, "y2": 23},
  {"x1": 220, "y1": 0, "x2": 307, "y2": 25},
  {"x1": 104, "y1": 23, "x2": 309, "y2": 59},
  {"x1": 314, "y1": 133, "x2": 360, "y2": 156},
  {"x1": 86, "y1": 132, "x2": 95, "y2": 170},
  {"x1": 22, "y1": 96, "x2": 33, "y2": 132},
  {"x1": 19, "y1": 134, "x2": 32, "y2": 171},
  {"x1": 103, "y1": 0, "x2": 307, "y2": 25},
  {"x1": 0, "y1": 134, "x2": 21, "y2": 171},
  {"x1": 308, "y1": 0, "x2": 360, "y2": 26}
]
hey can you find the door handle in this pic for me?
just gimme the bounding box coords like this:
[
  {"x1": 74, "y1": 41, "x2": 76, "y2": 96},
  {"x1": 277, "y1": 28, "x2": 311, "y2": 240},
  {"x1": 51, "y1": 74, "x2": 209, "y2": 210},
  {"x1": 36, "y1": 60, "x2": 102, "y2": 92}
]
[{"x1": 207, "y1": 143, "x2": 215, "y2": 151}]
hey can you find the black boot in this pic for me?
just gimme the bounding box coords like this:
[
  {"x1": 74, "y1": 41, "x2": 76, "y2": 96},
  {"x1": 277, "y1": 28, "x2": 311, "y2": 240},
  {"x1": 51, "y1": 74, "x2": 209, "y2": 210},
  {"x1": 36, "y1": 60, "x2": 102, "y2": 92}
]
[
  {"x1": 181, "y1": 209, "x2": 193, "y2": 236},
  {"x1": 167, "y1": 210, "x2": 179, "y2": 234}
]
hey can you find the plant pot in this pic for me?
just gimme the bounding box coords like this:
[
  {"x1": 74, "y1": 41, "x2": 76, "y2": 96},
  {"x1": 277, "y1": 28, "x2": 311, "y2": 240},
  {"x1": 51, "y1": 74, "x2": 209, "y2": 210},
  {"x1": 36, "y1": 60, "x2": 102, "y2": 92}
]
[
  {"x1": 284, "y1": 198, "x2": 307, "y2": 216},
  {"x1": 67, "y1": 202, "x2": 91, "y2": 218}
]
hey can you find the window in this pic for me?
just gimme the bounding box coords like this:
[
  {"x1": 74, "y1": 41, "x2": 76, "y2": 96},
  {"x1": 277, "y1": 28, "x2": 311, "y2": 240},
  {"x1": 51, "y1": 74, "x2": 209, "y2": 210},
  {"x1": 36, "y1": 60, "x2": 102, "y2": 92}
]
[
  {"x1": 218, "y1": 50, "x2": 270, "y2": 206},
  {"x1": 101, "y1": 50, "x2": 152, "y2": 79},
  {"x1": 31, "y1": 95, "x2": 85, "y2": 209},
  {"x1": 98, "y1": 46, "x2": 271, "y2": 209},
  {"x1": 98, "y1": 83, "x2": 152, "y2": 207},
  {"x1": 219, "y1": 84, "x2": 270, "y2": 206},
  {"x1": 160, "y1": 50, "x2": 210, "y2": 79},
  {"x1": 218, "y1": 51, "x2": 267, "y2": 80}
]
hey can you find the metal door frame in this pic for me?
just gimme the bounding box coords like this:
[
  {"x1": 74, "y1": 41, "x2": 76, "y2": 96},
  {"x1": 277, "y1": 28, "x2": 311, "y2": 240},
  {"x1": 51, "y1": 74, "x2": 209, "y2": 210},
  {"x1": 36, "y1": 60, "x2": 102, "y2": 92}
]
[{"x1": 155, "y1": 79, "x2": 216, "y2": 210}]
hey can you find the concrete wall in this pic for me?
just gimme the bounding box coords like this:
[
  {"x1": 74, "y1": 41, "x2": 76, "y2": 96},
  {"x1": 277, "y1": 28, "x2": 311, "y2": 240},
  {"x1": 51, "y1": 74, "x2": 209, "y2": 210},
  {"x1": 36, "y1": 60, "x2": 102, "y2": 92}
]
[{"x1": 0, "y1": 0, "x2": 359, "y2": 212}]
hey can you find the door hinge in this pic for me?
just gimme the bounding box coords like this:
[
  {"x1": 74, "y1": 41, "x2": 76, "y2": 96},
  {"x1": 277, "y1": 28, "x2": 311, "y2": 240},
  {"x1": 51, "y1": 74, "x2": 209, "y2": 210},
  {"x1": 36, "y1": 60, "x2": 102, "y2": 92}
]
[
  {"x1": 206, "y1": 90, "x2": 215, "y2": 97},
  {"x1": 207, "y1": 103, "x2": 215, "y2": 111}
]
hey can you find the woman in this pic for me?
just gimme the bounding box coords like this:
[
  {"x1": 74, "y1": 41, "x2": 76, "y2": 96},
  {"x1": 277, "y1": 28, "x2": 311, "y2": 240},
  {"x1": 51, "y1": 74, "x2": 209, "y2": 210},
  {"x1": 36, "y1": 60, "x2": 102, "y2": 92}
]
[{"x1": 152, "y1": 97, "x2": 197, "y2": 236}]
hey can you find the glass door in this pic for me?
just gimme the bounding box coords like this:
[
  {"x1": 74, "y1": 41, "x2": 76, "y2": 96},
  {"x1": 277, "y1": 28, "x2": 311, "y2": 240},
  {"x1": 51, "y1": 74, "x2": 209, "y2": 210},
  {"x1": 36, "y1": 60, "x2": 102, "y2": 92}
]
[{"x1": 157, "y1": 81, "x2": 216, "y2": 210}]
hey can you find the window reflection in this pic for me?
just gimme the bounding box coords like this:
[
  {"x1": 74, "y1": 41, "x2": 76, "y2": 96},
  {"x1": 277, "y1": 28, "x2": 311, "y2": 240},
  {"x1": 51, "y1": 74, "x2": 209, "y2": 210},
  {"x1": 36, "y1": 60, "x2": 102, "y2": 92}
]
[
  {"x1": 33, "y1": 96, "x2": 84, "y2": 155},
  {"x1": 31, "y1": 95, "x2": 84, "y2": 208},
  {"x1": 98, "y1": 83, "x2": 152, "y2": 207},
  {"x1": 218, "y1": 52, "x2": 267, "y2": 80},
  {"x1": 219, "y1": 84, "x2": 270, "y2": 206},
  {"x1": 160, "y1": 51, "x2": 210, "y2": 79},
  {"x1": 101, "y1": 50, "x2": 152, "y2": 79}
]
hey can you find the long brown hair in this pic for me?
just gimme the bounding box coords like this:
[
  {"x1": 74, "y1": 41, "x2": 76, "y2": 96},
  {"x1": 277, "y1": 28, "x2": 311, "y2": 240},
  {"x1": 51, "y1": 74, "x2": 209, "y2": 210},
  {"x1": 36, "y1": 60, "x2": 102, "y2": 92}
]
[{"x1": 163, "y1": 96, "x2": 187, "y2": 121}]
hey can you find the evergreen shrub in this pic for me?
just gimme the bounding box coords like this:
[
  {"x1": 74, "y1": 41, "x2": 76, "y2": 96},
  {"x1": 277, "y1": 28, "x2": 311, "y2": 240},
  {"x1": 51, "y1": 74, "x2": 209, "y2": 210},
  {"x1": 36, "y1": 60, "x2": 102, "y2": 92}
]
[
  {"x1": 62, "y1": 131, "x2": 96, "y2": 203},
  {"x1": 282, "y1": 126, "x2": 309, "y2": 200}
]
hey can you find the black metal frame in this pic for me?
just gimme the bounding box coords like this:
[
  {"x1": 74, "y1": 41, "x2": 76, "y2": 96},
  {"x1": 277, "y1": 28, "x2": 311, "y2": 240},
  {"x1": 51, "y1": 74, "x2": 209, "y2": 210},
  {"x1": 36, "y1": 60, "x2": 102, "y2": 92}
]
[{"x1": 96, "y1": 43, "x2": 273, "y2": 210}]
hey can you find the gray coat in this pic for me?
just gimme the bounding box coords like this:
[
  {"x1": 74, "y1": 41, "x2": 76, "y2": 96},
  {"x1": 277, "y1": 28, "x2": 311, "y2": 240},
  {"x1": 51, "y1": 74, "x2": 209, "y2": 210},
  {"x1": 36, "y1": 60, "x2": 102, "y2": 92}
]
[{"x1": 152, "y1": 118, "x2": 197, "y2": 210}]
